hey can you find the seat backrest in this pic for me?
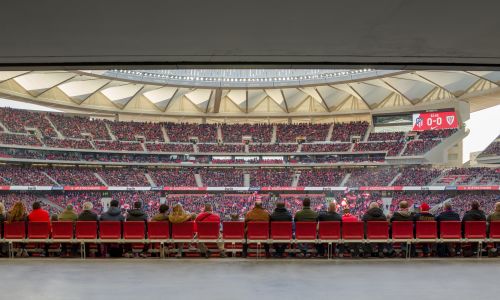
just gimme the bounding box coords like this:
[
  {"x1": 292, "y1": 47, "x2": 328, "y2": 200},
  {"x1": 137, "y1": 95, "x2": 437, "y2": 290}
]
[
  {"x1": 28, "y1": 222, "x2": 51, "y2": 239},
  {"x1": 366, "y1": 221, "x2": 389, "y2": 240},
  {"x1": 100, "y1": 221, "x2": 122, "y2": 239},
  {"x1": 246, "y1": 221, "x2": 269, "y2": 240},
  {"x1": 490, "y1": 221, "x2": 500, "y2": 239},
  {"x1": 171, "y1": 221, "x2": 195, "y2": 239},
  {"x1": 52, "y1": 221, "x2": 74, "y2": 239},
  {"x1": 464, "y1": 221, "x2": 486, "y2": 239},
  {"x1": 391, "y1": 221, "x2": 413, "y2": 239},
  {"x1": 295, "y1": 222, "x2": 317, "y2": 240},
  {"x1": 416, "y1": 221, "x2": 437, "y2": 239},
  {"x1": 318, "y1": 221, "x2": 341, "y2": 240},
  {"x1": 439, "y1": 221, "x2": 461, "y2": 239},
  {"x1": 4, "y1": 222, "x2": 26, "y2": 239},
  {"x1": 197, "y1": 222, "x2": 220, "y2": 239},
  {"x1": 75, "y1": 221, "x2": 98, "y2": 239},
  {"x1": 222, "y1": 221, "x2": 244, "y2": 239},
  {"x1": 123, "y1": 221, "x2": 145, "y2": 239},
  {"x1": 147, "y1": 221, "x2": 170, "y2": 239},
  {"x1": 270, "y1": 222, "x2": 293, "y2": 240},
  {"x1": 342, "y1": 221, "x2": 364, "y2": 240}
]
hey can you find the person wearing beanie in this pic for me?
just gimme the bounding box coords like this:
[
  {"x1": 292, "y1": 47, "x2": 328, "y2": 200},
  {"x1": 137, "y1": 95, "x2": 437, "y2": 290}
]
[
  {"x1": 59, "y1": 204, "x2": 78, "y2": 222},
  {"x1": 413, "y1": 202, "x2": 435, "y2": 257},
  {"x1": 77, "y1": 202, "x2": 98, "y2": 221}
]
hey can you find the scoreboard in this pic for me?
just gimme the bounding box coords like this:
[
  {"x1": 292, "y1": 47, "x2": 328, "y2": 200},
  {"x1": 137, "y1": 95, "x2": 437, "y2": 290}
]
[{"x1": 412, "y1": 111, "x2": 458, "y2": 131}]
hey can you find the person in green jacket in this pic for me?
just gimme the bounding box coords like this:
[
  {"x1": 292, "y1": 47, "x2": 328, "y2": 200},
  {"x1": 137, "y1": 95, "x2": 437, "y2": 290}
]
[
  {"x1": 294, "y1": 198, "x2": 318, "y2": 257},
  {"x1": 294, "y1": 198, "x2": 318, "y2": 222},
  {"x1": 58, "y1": 205, "x2": 78, "y2": 221}
]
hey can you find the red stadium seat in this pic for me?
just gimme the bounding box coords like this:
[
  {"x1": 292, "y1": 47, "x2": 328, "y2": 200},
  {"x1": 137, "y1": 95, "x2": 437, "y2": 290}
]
[
  {"x1": 439, "y1": 221, "x2": 461, "y2": 241},
  {"x1": 222, "y1": 222, "x2": 245, "y2": 240},
  {"x1": 171, "y1": 221, "x2": 195, "y2": 240},
  {"x1": 99, "y1": 221, "x2": 122, "y2": 240},
  {"x1": 197, "y1": 222, "x2": 220, "y2": 240},
  {"x1": 464, "y1": 221, "x2": 487, "y2": 240},
  {"x1": 295, "y1": 222, "x2": 317, "y2": 241},
  {"x1": 391, "y1": 221, "x2": 413, "y2": 240},
  {"x1": 28, "y1": 222, "x2": 50, "y2": 239},
  {"x1": 270, "y1": 222, "x2": 293, "y2": 241},
  {"x1": 318, "y1": 221, "x2": 341, "y2": 241},
  {"x1": 123, "y1": 222, "x2": 145, "y2": 240},
  {"x1": 366, "y1": 221, "x2": 389, "y2": 241},
  {"x1": 52, "y1": 221, "x2": 74, "y2": 240},
  {"x1": 148, "y1": 222, "x2": 170, "y2": 240},
  {"x1": 415, "y1": 221, "x2": 437, "y2": 241},
  {"x1": 4, "y1": 222, "x2": 26, "y2": 240},
  {"x1": 490, "y1": 221, "x2": 500, "y2": 241},
  {"x1": 75, "y1": 221, "x2": 97, "y2": 240},
  {"x1": 342, "y1": 221, "x2": 364, "y2": 241},
  {"x1": 246, "y1": 222, "x2": 269, "y2": 241}
]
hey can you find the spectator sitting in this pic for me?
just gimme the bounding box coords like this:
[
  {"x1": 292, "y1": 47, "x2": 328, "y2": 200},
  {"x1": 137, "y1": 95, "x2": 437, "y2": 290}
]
[
  {"x1": 390, "y1": 201, "x2": 413, "y2": 222},
  {"x1": 462, "y1": 200, "x2": 486, "y2": 222},
  {"x1": 341, "y1": 207, "x2": 358, "y2": 222},
  {"x1": 435, "y1": 201, "x2": 460, "y2": 257},
  {"x1": 294, "y1": 198, "x2": 318, "y2": 222},
  {"x1": 100, "y1": 200, "x2": 125, "y2": 221},
  {"x1": 362, "y1": 202, "x2": 386, "y2": 221},
  {"x1": 488, "y1": 202, "x2": 500, "y2": 222},
  {"x1": 195, "y1": 203, "x2": 222, "y2": 258},
  {"x1": 230, "y1": 213, "x2": 241, "y2": 221},
  {"x1": 6, "y1": 202, "x2": 28, "y2": 257},
  {"x1": 126, "y1": 201, "x2": 148, "y2": 222},
  {"x1": 270, "y1": 201, "x2": 292, "y2": 257},
  {"x1": 245, "y1": 200, "x2": 270, "y2": 222},
  {"x1": 413, "y1": 202, "x2": 434, "y2": 257},
  {"x1": 78, "y1": 202, "x2": 98, "y2": 221},
  {"x1": 0, "y1": 203, "x2": 4, "y2": 257},
  {"x1": 58, "y1": 205, "x2": 78, "y2": 222},
  {"x1": 151, "y1": 204, "x2": 170, "y2": 221},
  {"x1": 28, "y1": 202, "x2": 50, "y2": 222},
  {"x1": 51, "y1": 214, "x2": 59, "y2": 222},
  {"x1": 169, "y1": 203, "x2": 194, "y2": 258},
  {"x1": 318, "y1": 202, "x2": 342, "y2": 221}
]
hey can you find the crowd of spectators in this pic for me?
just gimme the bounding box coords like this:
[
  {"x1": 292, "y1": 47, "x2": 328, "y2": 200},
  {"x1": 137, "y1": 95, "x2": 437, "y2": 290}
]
[
  {"x1": 346, "y1": 168, "x2": 401, "y2": 186},
  {"x1": 353, "y1": 141, "x2": 405, "y2": 156},
  {"x1": 198, "y1": 144, "x2": 245, "y2": 153},
  {"x1": 107, "y1": 121, "x2": 164, "y2": 142},
  {"x1": 146, "y1": 143, "x2": 193, "y2": 152},
  {"x1": 94, "y1": 141, "x2": 144, "y2": 151},
  {"x1": 249, "y1": 144, "x2": 298, "y2": 153},
  {"x1": 0, "y1": 107, "x2": 57, "y2": 137},
  {"x1": 479, "y1": 138, "x2": 500, "y2": 157},
  {"x1": 164, "y1": 123, "x2": 217, "y2": 142},
  {"x1": 198, "y1": 168, "x2": 244, "y2": 186},
  {"x1": 0, "y1": 133, "x2": 42, "y2": 146},
  {"x1": 276, "y1": 123, "x2": 331, "y2": 142},
  {"x1": 301, "y1": 143, "x2": 351, "y2": 152},
  {"x1": 97, "y1": 168, "x2": 150, "y2": 186},
  {"x1": 48, "y1": 113, "x2": 110, "y2": 140},
  {"x1": 393, "y1": 167, "x2": 443, "y2": 186},
  {"x1": 249, "y1": 169, "x2": 295, "y2": 186},
  {"x1": 221, "y1": 124, "x2": 273, "y2": 143},
  {"x1": 44, "y1": 168, "x2": 102, "y2": 186},
  {"x1": 297, "y1": 169, "x2": 346, "y2": 186},
  {"x1": 402, "y1": 140, "x2": 440, "y2": 156},
  {"x1": 418, "y1": 129, "x2": 457, "y2": 140},
  {"x1": 43, "y1": 138, "x2": 94, "y2": 149},
  {"x1": 330, "y1": 121, "x2": 369, "y2": 142},
  {"x1": 0, "y1": 166, "x2": 55, "y2": 186},
  {"x1": 149, "y1": 169, "x2": 197, "y2": 187},
  {"x1": 368, "y1": 132, "x2": 405, "y2": 141}
]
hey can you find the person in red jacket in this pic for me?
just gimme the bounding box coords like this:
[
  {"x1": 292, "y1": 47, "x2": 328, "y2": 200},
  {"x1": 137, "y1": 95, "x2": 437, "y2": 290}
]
[
  {"x1": 27, "y1": 202, "x2": 50, "y2": 257},
  {"x1": 340, "y1": 207, "x2": 361, "y2": 257},
  {"x1": 28, "y1": 202, "x2": 50, "y2": 222},
  {"x1": 195, "y1": 204, "x2": 223, "y2": 258}
]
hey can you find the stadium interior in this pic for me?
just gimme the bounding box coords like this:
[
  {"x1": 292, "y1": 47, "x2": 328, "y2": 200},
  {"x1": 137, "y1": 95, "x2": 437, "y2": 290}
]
[{"x1": 1, "y1": 1, "x2": 500, "y2": 299}]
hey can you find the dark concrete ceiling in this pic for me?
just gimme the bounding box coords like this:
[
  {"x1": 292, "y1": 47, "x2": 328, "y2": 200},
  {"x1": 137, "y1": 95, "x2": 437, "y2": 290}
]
[{"x1": 1, "y1": 0, "x2": 499, "y2": 69}]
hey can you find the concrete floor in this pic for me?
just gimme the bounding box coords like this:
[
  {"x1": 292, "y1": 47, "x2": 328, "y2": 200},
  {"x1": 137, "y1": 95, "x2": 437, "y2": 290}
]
[{"x1": 1, "y1": 258, "x2": 499, "y2": 300}]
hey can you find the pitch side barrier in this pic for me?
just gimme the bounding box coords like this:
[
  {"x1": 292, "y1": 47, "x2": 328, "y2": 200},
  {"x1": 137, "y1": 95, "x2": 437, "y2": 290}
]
[
  {"x1": 0, "y1": 185, "x2": 498, "y2": 191},
  {"x1": 2, "y1": 221, "x2": 499, "y2": 259}
]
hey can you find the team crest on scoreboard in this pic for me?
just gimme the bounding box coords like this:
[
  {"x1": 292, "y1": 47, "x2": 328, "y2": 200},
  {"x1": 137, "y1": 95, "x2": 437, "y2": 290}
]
[{"x1": 446, "y1": 115, "x2": 455, "y2": 125}]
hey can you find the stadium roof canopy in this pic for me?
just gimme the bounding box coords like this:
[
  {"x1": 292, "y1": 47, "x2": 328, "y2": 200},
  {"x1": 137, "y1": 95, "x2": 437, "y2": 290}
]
[{"x1": 0, "y1": 70, "x2": 499, "y2": 119}]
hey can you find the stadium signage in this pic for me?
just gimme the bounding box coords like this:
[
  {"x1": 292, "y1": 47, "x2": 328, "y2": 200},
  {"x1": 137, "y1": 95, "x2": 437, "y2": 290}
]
[{"x1": 412, "y1": 111, "x2": 458, "y2": 131}]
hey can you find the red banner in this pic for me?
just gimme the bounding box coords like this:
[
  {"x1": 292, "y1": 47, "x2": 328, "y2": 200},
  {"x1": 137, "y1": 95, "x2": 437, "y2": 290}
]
[
  {"x1": 359, "y1": 186, "x2": 404, "y2": 191},
  {"x1": 261, "y1": 187, "x2": 305, "y2": 191},
  {"x1": 0, "y1": 186, "x2": 11, "y2": 190},
  {"x1": 64, "y1": 186, "x2": 108, "y2": 191},
  {"x1": 163, "y1": 186, "x2": 207, "y2": 191},
  {"x1": 457, "y1": 186, "x2": 499, "y2": 191},
  {"x1": 412, "y1": 111, "x2": 458, "y2": 131}
]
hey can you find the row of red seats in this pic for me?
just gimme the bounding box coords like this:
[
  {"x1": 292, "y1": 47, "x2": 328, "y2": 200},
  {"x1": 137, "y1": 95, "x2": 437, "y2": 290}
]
[{"x1": 2, "y1": 221, "x2": 499, "y2": 242}]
